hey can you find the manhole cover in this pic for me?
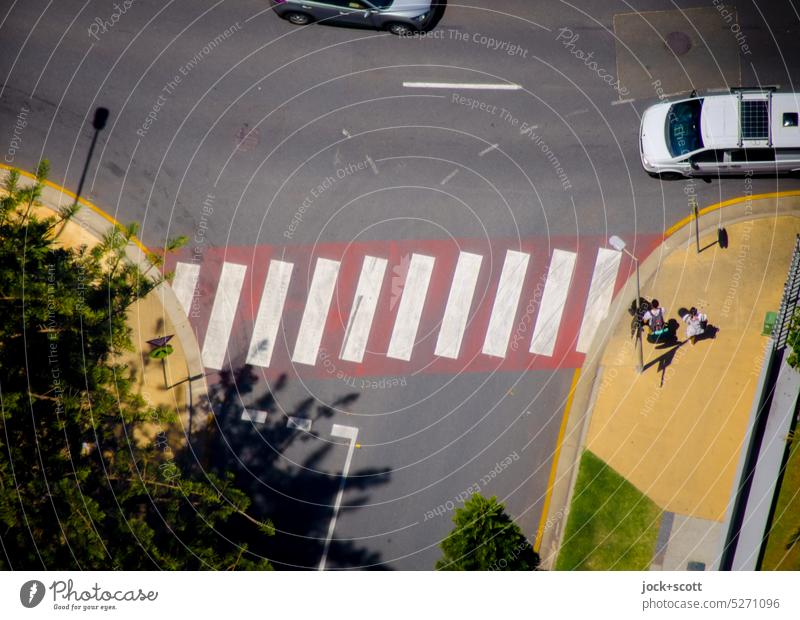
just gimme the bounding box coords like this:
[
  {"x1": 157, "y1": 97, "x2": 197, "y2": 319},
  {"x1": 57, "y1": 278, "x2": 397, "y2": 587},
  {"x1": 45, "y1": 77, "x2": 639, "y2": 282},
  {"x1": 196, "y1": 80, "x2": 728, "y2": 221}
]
[{"x1": 665, "y1": 31, "x2": 692, "y2": 56}]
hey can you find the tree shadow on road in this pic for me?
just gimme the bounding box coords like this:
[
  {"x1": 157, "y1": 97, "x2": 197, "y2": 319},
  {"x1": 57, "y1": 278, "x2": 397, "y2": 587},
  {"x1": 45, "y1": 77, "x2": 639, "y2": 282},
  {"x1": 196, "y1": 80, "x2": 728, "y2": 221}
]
[{"x1": 190, "y1": 365, "x2": 392, "y2": 570}]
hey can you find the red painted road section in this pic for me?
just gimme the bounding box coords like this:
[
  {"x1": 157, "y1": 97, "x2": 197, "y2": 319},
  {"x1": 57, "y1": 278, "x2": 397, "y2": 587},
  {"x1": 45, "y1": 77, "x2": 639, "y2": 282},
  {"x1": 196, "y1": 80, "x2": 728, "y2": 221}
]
[{"x1": 164, "y1": 234, "x2": 662, "y2": 379}]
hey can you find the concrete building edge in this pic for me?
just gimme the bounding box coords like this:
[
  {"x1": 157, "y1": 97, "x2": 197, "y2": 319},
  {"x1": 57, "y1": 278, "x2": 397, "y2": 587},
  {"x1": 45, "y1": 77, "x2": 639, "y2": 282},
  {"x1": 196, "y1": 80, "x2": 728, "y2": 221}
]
[{"x1": 538, "y1": 193, "x2": 800, "y2": 571}]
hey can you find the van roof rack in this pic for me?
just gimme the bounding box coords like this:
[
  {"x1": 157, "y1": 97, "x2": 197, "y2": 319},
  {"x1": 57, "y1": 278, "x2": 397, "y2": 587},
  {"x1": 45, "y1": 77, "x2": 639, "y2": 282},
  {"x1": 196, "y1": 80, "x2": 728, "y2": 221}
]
[{"x1": 732, "y1": 88, "x2": 777, "y2": 147}]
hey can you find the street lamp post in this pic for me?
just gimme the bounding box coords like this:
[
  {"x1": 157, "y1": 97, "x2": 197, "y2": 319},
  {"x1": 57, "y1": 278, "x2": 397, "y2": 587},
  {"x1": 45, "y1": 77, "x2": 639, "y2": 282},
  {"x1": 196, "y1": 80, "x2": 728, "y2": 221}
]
[{"x1": 609, "y1": 235, "x2": 643, "y2": 373}]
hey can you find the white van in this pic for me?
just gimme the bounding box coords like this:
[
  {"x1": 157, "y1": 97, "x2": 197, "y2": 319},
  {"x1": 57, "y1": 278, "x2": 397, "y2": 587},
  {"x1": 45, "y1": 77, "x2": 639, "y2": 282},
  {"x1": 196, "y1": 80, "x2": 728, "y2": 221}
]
[{"x1": 640, "y1": 88, "x2": 800, "y2": 178}]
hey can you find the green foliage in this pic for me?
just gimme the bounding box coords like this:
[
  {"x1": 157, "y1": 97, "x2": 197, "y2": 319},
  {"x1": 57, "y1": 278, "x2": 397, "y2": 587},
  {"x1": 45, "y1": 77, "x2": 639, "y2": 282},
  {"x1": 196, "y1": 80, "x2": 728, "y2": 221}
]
[
  {"x1": 436, "y1": 494, "x2": 538, "y2": 570},
  {"x1": 556, "y1": 451, "x2": 660, "y2": 570},
  {"x1": 786, "y1": 309, "x2": 800, "y2": 369},
  {"x1": 0, "y1": 163, "x2": 272, "y2": 570}
]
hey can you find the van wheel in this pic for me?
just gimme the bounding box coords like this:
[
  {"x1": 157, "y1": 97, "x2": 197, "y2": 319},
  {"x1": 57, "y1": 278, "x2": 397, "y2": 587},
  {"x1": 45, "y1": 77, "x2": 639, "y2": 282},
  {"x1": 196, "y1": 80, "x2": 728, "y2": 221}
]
[
  {"x1": 285, "y1": 12, "x2": 312, "y2": 25},
  {"x1": 387, "y1": 22, "x2": 414, "y2": 36}
]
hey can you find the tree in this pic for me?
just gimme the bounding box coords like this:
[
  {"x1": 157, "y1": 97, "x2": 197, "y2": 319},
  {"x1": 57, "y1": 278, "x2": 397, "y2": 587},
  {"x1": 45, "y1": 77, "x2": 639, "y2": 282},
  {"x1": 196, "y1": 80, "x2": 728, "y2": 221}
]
[
  {"x1": 436, "y1": 494, "x2": 539, "y2": 570},
  {"x1": 0, "y1": 162, "x2": 272, "y2": 569}
]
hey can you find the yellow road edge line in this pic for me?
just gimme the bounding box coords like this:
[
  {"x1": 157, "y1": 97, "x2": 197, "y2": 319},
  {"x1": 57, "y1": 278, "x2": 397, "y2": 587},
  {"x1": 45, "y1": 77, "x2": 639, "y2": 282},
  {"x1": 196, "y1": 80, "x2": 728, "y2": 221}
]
[
  {"x1": 0, "y1": 162, "x2": 153, "y2": 257},
  {"x1": 534, "y1": 367, "x2": 581, "y2": 553},
  {"x1": 664, "y1": 189, "x2": 800, "y2": 239}
]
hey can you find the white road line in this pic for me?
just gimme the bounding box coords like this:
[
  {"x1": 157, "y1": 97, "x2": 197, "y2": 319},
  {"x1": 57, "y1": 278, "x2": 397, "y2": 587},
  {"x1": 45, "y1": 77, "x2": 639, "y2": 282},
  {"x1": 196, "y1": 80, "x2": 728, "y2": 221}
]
[
  {"x1": 340, "y1": 256, "x2": 388, "y2": 363},
  {"x1": 366, "y1": 155, "x2": 379, "y2": 175},
  {"x1": 387, "y1": 254, "x2": 436, "y2": 361},
  {"x1": 241, "y1": 409, "x2": 267, "y2": 424},
  {"x1": 611, "y1": 97, "x2": 635, "y2": 106},
  {"x1": 576, "y1": 248, "x2": 622, "y2": 353},
  {"x1": 246, "y1": 260, "x2": 294, "y2": 367},
  {"x1": 529, "y1": 249, "x2": 577, "y2": 356},
  {"x1": 403, "y1": 82, "x2": 522, "y2": 90},
  {"x1": 287, "y1": 416, "x2": 312, "y2": 432},
  {"x1": 172, "y1": 262, "x2": 200, "y2": 317},
  {"x1": 292, "y1": 258, "x2": 341, "y2": 366},
  {"x1": 565, "y1": 108, "x2": 589, "y2": 118},
  {"x1": 482, "y1": 250, "x2": 530, "y2": 358},
  {"x1": 319, "y1": 424, "x2": 359, "y2": 571},
  {"x1": 434, "y1": 252, "x2": 483, "y2": 359},
  {"x1": 342, "y1": 128, "x2": 351, "y2": 138},
  {"x1": 201, "y1": 262, "x2": 247, "y2": 370},
  {"x1": 478, "y1": 143, "x2": 499, "y2": 156},
  {"x1": 440, "y1": 169, "x2": 459, "y2": 185}
]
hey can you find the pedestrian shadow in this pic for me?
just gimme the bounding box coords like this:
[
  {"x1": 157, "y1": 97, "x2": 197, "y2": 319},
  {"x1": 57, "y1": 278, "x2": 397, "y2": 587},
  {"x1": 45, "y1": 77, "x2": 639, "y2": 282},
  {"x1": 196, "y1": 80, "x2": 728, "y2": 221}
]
[
  {"x1": 643, "y1": 341, "x2": 685, "y2": 387},
  {"x1": 184, "y1": 365, "x2": 392, "y2": 570}
]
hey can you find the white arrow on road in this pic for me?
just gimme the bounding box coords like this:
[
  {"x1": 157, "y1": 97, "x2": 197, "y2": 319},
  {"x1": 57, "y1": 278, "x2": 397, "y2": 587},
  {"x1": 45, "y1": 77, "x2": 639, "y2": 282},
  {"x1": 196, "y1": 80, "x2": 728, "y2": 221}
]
[{"x1": 318, "y1": 424, "x2": 359, "y2": 571}]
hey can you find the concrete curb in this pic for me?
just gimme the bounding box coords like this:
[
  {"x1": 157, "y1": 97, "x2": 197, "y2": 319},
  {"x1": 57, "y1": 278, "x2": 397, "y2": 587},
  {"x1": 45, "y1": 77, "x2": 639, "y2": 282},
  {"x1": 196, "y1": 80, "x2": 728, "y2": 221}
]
[
  {"x1": 0, "y1": 165, "x2": 209, "y2": 427},
  {"x1": 538, "y1": 191, "x2": 800, "y2": 570}
]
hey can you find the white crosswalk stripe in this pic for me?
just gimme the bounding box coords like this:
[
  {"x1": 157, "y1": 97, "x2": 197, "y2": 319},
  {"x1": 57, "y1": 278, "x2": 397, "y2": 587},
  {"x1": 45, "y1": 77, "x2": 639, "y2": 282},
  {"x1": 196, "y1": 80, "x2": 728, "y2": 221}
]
[
  {"x1": 530, "y1": 249, "x2": 577, "y2": 356},
  {"x1": 201, "y1": 262, "x2": 247, "y2": 370},
  {"x1": 435, "y1": 252, "x2": 483, "y2": 359},
  {"x1": 482, "y1": 250, "x2": 530, "y2": 358},
  {"x1": 387, "y1": 254, "x2": 436, "y2": 361},
  {"x1": 576, "y1": 248, "x2": 622, "y2": 353},
  {"x1": 172, "y1": 262, "x2": 200, "y2": 317},
  {"x1": 340, "y1": 256, "x2": 388, "y2": 363},
  {"x1": 246, "y1": 260, "x2": 294, "y2": 368},
  {"x1": 292, "y1": 258, "x2": 341, "y2": 366}
]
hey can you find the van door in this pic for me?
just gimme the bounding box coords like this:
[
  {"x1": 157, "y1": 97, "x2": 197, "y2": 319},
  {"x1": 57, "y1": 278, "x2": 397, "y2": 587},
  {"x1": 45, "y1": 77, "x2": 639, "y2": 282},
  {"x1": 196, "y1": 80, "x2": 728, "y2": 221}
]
[
  {"x1": 728, "y1": 148, "x2": 777, "y2": 175},
  {"x1": 688, "y1": 149, "x2": 728, "y2": 175}
]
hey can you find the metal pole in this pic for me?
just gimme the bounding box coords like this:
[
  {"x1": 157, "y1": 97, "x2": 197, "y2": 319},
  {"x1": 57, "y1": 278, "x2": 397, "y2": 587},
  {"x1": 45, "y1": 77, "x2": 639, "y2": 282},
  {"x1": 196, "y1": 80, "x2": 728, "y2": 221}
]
[
  {"x1": 694, "y1": 205, "x2": 701, "y2": 253},
  {"x1": 634, "y1": 256, "x2": 643, "y2": 373}
]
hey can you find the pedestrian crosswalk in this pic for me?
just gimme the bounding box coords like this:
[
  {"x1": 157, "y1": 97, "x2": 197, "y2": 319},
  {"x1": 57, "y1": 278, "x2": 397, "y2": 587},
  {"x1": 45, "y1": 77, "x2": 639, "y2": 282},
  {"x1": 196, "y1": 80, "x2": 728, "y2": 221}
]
[{"x1": 170, "y1": 237, "x2": 653, "y2": 375}]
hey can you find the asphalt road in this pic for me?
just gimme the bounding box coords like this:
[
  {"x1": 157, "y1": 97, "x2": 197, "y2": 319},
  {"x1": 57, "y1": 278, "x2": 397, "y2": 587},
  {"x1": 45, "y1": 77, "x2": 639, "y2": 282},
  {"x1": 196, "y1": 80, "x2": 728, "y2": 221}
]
[{"x1": 2, "y1": 0, "x2": 799, "y2": 569}]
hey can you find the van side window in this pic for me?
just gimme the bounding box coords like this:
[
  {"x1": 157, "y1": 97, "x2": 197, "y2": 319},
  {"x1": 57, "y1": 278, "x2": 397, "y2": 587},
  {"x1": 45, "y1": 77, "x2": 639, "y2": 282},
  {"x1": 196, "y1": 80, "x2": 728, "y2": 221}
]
[
  {"x1": 730, "y1": 149, "x2": 776, "y2": 162},
  {"x1": 692, "y1": 150, "x2": 724, "y2": 163}
]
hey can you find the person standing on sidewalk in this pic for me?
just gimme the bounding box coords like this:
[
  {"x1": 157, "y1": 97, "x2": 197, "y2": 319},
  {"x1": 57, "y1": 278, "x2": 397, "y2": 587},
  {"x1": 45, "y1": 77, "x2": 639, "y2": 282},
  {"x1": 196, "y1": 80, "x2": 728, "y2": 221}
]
[
  {"x1": 681, "y1": 307, "x2": 708, "y2": 345},
  {"x1": 642, "y1": 299, "x2": 668, "y2": 343}
]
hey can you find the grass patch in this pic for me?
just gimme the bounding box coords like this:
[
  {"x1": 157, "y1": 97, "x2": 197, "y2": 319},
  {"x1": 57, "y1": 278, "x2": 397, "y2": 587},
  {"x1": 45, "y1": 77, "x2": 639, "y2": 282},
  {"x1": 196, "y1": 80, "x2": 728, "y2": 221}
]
[
  {"x1": 556, "y1": 450, "x2": 661, "y2": 570},
  {"x1": 761, "y1": 437, "x2": 800, "y2": 570}
]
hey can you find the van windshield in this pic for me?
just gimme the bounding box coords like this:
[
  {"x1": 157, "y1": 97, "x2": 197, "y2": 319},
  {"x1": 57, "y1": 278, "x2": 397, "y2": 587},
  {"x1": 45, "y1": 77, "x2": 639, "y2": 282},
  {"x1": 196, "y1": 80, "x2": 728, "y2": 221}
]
[{"x1": 666, "y1": 99, "x2": 704, "y2": 157}]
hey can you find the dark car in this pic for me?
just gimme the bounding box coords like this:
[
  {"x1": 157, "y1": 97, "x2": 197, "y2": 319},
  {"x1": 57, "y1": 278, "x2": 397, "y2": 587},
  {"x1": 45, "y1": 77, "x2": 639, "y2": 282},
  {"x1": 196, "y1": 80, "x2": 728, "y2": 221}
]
[{"x1": 271, "y1": 0, "x2": 436, "y2": 35}]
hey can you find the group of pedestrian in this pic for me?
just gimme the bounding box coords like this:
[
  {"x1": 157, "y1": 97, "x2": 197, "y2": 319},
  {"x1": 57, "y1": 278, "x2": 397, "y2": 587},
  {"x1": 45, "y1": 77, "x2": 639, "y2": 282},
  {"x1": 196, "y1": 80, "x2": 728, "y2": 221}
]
[{"x1": 641, "y1": 299, "x2": 709, "y2": 345}]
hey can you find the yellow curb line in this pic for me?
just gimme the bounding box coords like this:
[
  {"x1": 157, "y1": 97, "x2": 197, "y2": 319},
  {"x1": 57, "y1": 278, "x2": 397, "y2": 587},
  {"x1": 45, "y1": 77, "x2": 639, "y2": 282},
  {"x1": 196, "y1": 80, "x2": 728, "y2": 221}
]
[
  {"x1": 664, "y1": 189, "x2": 800, "y2": 239},
  {"x1": 0, "y1": 162, "x2": 153, "y2": 257},
  {"x1": 534, "y1": 367, "x2": 580, "y2": 553}
]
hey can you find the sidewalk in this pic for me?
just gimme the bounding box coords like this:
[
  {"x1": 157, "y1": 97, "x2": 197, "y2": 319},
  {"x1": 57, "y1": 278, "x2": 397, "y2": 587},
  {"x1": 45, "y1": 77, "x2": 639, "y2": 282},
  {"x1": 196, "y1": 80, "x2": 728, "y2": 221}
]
[
  {"x1": 1, "y1": 164, "x2": 209, "y2": 444},
  {"x1": 539, "y1": 192, "x2": 800, "y2": 570}
]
